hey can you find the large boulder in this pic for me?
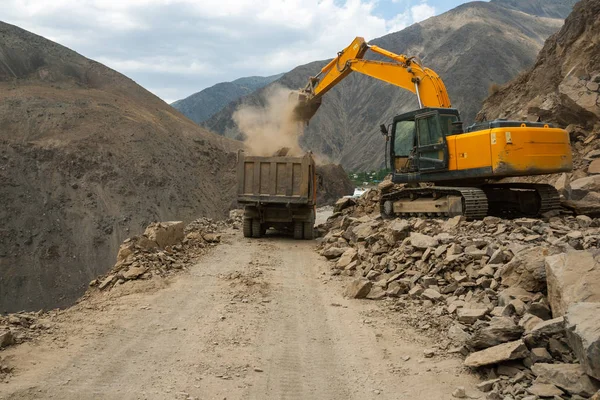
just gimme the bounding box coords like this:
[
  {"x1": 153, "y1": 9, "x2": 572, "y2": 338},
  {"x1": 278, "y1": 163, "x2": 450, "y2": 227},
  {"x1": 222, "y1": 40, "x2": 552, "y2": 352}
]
[
  {"x1": 352, "y1": 223, "x2": 374, "y2": 242},
  {"x1": 500, "y1": 247, "x2": 550, "y2": 292},
  {"x1": 531, "y1": 363, "x2": 600, "y2": 397},
  {"x1": 554, "y1": 173, "x2": 571, "y2": 199},
  {"x1": 336, "y1": 248, "x2": 357, "y2": 269},
  {"x1": 467, "y1": 317, "x2": 524, "y2": 350},
  {"x1": 333, "y1": 197, "x2": 356, "y2": 213},
  {"x1": 565, "y1": 302, "x2": 600, "y2": 380},
  {"x1": 143, "y1": 221, "x2": 184, "y2": 249},
  {"x1": 545, "y1": 250, "x2": 600, "y2": 317},
  {"x1": 464, "y1": 340, "x2": 529, "y2": 367},
  {"x1": 0, "y1": 329, "x2": 14, "y2": 348},
  {"x1": 571, "y1": 175, "x2": 600, "y2": 200},
  {"x1": 345, "y1": 279, "x2": 372, "y2": 299},
  {"x1": 409, "y1": 232, "x2": 438, "y2": 249}
]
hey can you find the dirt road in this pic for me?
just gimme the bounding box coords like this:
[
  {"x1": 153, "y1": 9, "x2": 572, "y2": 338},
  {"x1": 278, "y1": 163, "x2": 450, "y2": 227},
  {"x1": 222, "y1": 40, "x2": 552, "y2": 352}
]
[{"x1": 1, "y1": 230, "x2": 479, "y2": 399}]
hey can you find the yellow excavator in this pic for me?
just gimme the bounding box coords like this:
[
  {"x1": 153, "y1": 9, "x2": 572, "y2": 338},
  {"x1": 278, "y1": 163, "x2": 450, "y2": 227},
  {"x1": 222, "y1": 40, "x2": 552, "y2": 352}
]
[{"x1": 293, "y1": 37, "x2": 573, "y2": 218}]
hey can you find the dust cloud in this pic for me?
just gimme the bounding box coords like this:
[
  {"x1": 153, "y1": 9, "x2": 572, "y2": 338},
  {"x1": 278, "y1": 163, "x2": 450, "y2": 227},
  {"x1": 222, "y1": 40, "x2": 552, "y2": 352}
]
[{"x1": 233, "y1": 85, "x2": 305, "y2": 156}]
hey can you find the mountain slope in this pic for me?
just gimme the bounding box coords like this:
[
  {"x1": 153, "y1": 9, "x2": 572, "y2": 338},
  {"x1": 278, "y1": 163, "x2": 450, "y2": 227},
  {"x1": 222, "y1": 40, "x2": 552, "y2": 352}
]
[
  {"x1": 171, "y1": 74, "x2": 282, "y2": 124},
  {"x1": 478, "y1": 0, "x2": 600, "y2": 128},
  {"x1": 0, "y1": 21, "x2": 241, "y2": 313},
  {"x1": 491, "y1": 0, "x2": 578, "y2": 18},
  {"x1": 477, "y1": 0, "x2": 600, "y2": 188},
  {"x1": 205, "y1": 1, "x2": 567, "y2": 171}
]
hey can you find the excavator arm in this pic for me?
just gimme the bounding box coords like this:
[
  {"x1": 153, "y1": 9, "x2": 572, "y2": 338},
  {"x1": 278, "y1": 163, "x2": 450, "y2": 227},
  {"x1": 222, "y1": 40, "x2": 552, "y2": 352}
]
[{"x1": 293, "y1": 37, "x2": 451, "y2": 121}]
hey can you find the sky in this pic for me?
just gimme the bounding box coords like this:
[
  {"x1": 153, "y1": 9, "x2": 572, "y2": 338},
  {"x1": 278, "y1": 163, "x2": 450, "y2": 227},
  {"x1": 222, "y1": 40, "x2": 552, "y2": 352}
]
[{"x1": 2, "y1": 0, "x2": 480, "y2": 103}]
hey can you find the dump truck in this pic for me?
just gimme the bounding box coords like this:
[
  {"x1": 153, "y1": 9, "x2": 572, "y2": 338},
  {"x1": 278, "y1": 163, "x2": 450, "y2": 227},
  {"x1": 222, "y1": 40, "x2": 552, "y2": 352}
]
[{"x1": 237, "y1": 151, "x2": 316, "y2": 240}]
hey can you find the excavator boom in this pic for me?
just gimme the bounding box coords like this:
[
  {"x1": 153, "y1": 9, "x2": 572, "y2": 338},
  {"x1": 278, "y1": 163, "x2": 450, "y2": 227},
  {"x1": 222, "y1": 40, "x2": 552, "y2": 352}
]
[{"x1": 293, "y1": 37, "x2": 451, "y2": 122}]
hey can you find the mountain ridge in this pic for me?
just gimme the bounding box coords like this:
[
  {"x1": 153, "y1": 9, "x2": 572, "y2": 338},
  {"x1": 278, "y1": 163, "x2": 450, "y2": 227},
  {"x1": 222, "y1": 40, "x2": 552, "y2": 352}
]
[{"x1": 171, "y1": 73, "x2": 282, "y2": 124}]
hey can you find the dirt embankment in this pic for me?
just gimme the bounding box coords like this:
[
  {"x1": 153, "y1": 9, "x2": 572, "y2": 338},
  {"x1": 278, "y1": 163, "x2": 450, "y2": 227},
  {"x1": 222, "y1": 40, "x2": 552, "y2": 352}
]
[{"x1": 0, "y1": 21, "x2": 241, "y2": 313}]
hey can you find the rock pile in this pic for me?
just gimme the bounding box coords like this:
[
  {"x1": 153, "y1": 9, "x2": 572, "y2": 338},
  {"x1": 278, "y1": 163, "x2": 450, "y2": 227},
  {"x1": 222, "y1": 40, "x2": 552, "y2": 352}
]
[
  {"x1": 0, "y1": 311, "x2": 55, "y2": 349},
  {"x1": 319, "y1": 196, "x2": 600, "y2": 399},
  {"x1": 0, "y1": 310, "x2": 57, "y2": 380},
  {"x1": 89, "y1": 211, "x2": 242, "y2": 292}
]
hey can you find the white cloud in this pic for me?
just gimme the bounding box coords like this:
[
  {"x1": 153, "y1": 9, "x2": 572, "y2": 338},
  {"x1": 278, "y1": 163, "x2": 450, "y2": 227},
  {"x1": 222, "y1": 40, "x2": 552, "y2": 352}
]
[
  {"x1": 1, "y1": 0, "x2": 438, "y2": 101},
  {"x1": 411, "y1": 3, "x2": 436, "y2": 22},
  {"x1": 387, "y1": 1, "x2": 436, "y2": 33}
]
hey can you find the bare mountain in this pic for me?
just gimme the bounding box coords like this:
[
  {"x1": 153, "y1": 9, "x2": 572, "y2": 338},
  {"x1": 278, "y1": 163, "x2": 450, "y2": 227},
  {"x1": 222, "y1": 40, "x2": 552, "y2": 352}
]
[
  {"x1": 477, "y1": 0, "x2": 600, "y2": 189},
  {"x1": 205, "y1": 1, "x2": 569, "y2": 171},
  {"x1": 478, "y1": 0, "x2": 600, "y2": 128},
  {"x1": 171, "y1": 74, "x2": 282, "y2": 124},
  {"x1": 0, "y1": 21, "x2": 241, "y2": 312},
  {"x1": 491, "y1": 0, "x2": 579, "y2": 18}
]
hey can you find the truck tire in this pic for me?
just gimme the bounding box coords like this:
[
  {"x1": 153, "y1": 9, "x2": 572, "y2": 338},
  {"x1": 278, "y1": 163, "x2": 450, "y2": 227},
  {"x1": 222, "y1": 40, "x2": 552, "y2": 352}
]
[
  {"x1": 303, "y1": 209, "x2": 315, "y2": 240},
  {"x1": 303, "y1": 222, "x2": 314, "y2": 240},
  {"x1": 293, "y1": 221, "x2": 303, "y2": 240},
  {"x1": 252, "y1": 219, "x2": 262, "y2": 238},
  {"x1": 243, "y1": 218, "x2": 252, "y2": 238}
]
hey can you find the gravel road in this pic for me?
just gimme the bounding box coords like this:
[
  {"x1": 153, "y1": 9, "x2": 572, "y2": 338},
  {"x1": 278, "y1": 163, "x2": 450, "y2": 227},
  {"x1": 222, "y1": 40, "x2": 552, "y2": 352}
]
[{"x1": 0, "y1": 229, "x2": 478, "y2": 399}]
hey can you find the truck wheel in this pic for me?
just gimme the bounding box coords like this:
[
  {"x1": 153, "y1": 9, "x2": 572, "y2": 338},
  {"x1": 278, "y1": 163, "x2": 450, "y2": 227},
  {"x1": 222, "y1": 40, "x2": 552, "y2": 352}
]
[
  {"x1": 243, "y1": 218, "x2": 252, "y2": 238},
  {"x1": 303, "y1": 222, "x2": 314, "y2": 240},
  {"x1": 252, "y1": 219, "x2": 262, "y2": 238},
  {"x1": 293, "y1": 221, "x2": 303, "y2": 240},
  {"x1": 261, "y1": 224, "x2": 267, "y2": 236}
]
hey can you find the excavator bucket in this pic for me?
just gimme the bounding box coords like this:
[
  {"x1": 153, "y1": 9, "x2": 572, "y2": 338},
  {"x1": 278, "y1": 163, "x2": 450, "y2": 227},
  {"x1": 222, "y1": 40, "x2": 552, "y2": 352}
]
[{"x1": 289, "y1": 90, "x2": 322, "y2": 123}]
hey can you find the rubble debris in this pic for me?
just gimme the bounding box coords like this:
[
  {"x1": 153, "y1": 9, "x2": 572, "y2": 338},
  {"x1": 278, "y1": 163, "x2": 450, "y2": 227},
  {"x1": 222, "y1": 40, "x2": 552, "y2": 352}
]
[
  {"x1": 0, "y1": 311, "x2": 54, "y2": 350},
  {"x1": 318, "y1": 184, "x2": 600, "y2": 393},
  {"x1": 90, "y1": 213, "x2": 241, "y2": 292},
  {"x1": 545, "y1": 250, "x2": 600, "y2": 317},
  {"x1": 531, "y1": 363, "x2": 600, "y2": 397},
  {"x1": 565, "y1": 302, "x2": 600, "y2": 380},
  {"x1": 527, "y1": 382, "x2": 564, "y2": 397}
]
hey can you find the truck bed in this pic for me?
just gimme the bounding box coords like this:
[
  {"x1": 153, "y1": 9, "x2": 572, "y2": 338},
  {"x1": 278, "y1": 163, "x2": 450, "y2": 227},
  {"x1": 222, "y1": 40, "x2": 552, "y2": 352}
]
[{"x1": 237, "y1": 152, "x2": 316, "y2": 205}]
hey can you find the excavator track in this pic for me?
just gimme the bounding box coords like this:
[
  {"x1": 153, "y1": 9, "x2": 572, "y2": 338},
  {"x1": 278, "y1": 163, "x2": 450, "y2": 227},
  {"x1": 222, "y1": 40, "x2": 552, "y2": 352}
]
[
  {"x1": 481, "y1": 183, "x2": 560, "y2": 217},
  {"x1": 380, "y1": 183, "x2": 560, "y2": 219},
  {"x1": 380, "y1": 187, "x2": 488, "y2": 219}
]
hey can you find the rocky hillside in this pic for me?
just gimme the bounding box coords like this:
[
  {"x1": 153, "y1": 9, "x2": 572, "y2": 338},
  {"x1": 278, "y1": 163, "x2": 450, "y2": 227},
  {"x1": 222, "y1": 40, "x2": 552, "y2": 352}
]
[
  {"x1": 171, "y1": 74, "x2": 282, "y2": 124},
  {"x1": 478, "y1": 0, "x2": 600, "y2": 199},
  {"x1": 0, "y1": 21, "x2": 241, "y2": 313},
  {"x1": 205, "y1": 1, "x2": 571, "y2": 171}
]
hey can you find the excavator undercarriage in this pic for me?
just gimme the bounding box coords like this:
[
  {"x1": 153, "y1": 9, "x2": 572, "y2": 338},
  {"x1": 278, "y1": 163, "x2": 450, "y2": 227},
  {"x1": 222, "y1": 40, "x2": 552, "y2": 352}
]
[{"x1": 380, "y1": 183, "x2": 560, "y2": 219}]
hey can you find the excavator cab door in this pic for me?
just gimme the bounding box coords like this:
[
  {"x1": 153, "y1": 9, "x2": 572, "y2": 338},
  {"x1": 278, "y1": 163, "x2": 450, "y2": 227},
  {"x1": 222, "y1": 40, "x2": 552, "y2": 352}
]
[{"x1": 415, "y1": 110, "x2": 448, "y2": 172}]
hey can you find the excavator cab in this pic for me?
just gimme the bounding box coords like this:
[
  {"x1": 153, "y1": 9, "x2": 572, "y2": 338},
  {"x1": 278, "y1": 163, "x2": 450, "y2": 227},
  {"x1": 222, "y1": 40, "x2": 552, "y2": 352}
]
[{"x1": 389, "y1": 108, "x2": 461, "y2": 177}]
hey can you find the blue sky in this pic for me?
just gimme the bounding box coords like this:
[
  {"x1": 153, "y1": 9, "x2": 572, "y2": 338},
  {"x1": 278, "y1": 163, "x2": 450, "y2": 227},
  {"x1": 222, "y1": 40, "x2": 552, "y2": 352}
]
[{"x1": 2, "y1": 0, "x2": 483, "y2": 102}]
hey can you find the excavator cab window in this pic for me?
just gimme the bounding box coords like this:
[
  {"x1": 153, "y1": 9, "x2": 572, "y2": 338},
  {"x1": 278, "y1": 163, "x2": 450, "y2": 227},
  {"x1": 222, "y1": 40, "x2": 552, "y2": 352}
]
[
  {"x1": 392, "y1": 120, "x2": 416, "y2": 172},
  {"x1": 439, "y1": 114, "x2": 459, "y2": 136},
  {"x1": 390, "y1": 108, "x2": 456, "y2": 173},
  {"x1": 415, "y1": 110, "x2": 448, "y2": 172}
]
